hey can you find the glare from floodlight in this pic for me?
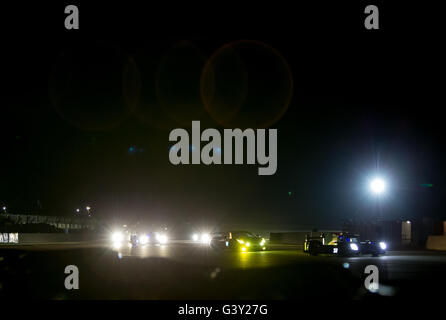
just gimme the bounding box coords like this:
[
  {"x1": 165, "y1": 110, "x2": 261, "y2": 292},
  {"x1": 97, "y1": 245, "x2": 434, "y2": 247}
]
[{"x1": 370, "y1": 178, "x2": 386, "y2": 194}]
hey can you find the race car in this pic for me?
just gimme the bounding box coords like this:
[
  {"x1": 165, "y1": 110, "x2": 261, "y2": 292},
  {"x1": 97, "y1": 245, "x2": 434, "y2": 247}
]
[
  {"x1": 304, "y1": 232, "x2": 386, "y2": 257},
  {"x1": 210, "y1": 231, "x2": 267, "y2": 251},
  {"x1": 111, "y1": 230, "x2": 168, "y2": 248},
  {"x1": 130, "y1": 234, "x2": 139, "y2": 246},
  {"x1": 134, "y1": 231, "x2": 169, "y2": 246}
]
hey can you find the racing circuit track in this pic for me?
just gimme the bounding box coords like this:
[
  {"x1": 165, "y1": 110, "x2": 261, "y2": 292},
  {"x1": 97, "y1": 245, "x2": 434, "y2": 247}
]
[{"x1": 1, "y1": 241, "x2": 446, "y2": 299}]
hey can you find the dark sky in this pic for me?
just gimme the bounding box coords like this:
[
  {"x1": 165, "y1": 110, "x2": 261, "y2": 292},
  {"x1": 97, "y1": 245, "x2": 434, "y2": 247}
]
[{"x1": 1, "y1": 2, "x2": 444, "y2": 229}]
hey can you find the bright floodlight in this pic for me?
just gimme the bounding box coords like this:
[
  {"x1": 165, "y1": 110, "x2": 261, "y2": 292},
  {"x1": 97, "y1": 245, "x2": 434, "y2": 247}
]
[
  {"x1": 192, "y1": 234, "x2": 199, "y2": 242},
  {"x1": 370, "y1": 178, "x2": 386, "y2": 194}
]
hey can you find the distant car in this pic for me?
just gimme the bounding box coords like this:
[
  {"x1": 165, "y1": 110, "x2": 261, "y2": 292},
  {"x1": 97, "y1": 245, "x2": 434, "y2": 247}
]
[
  {"x1": 359, "y1": 239, "x2": 387, "y2": 256},
  {"x1": 117, "y1": 231, "x2": 168, "y2": 247},
  {"x1": 137, "y1": 231, "x2": 168, "y2": 245},
  {"x1": 304, "y1": 232, "x2": 386, "y2": 257},
  {"x1": 130, "y1": 234, "x2": 139, "y2": 246},
  {"x1": 210, "y1": 231, "x2": 267, "y2": 251},
  {"x1": 151, "y1": 231, "x2": 169, "y2": 244}
]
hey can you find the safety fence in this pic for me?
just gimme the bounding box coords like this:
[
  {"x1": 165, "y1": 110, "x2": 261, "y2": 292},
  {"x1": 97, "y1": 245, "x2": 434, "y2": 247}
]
[
  {"x1": 0, "y1": 233, "x2": 19, "y2": 243},
  {"x1": 1, "y1": 213, "x2": 97, "y2": 230}
]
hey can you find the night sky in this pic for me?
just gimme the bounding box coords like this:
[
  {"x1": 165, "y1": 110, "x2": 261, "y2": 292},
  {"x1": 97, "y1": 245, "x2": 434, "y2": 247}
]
[{"x1": 1, "y1": 3, "x2": 443, "y2": 230}]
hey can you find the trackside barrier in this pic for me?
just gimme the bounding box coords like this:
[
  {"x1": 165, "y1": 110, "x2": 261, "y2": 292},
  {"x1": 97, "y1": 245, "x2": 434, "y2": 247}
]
[
  {"x1": 0, "y1": 233, "x2": 19, "y2": 243},
  {"x1": 426, "y1": 235, "x2": 446, "y2": 251},
  {"x1": 270, "y1": 232, "x2": 308, "y2": 244},
  {"x1": 17, "y1": 233, "x2": 104, "y2": 244}
]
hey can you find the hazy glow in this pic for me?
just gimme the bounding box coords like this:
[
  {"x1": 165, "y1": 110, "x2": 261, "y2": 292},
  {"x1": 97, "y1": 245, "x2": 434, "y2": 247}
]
[
  {"x1": 112, "y1": 241, "x2": 122, "y2": 250},
  {"x1": 370, "y1": 178, "x2": 386, "y2": 194}
]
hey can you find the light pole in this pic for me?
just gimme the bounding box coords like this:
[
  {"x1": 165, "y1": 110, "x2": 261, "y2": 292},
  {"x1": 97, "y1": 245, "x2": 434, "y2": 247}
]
[
  {"x1": 369, "y1": 177, "x2": 387, "y2": 232},
  {"x1": 347, "y1": 177, "x2": 388, "y2": 238},
  {"x1": 86, "y1": 206, "x2": 91, "y2": 217}
]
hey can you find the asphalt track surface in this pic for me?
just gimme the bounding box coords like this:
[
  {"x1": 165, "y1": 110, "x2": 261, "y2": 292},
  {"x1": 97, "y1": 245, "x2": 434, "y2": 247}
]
[{"x1": 1, "y1": 241, "x2": 446, "y2": 299}]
